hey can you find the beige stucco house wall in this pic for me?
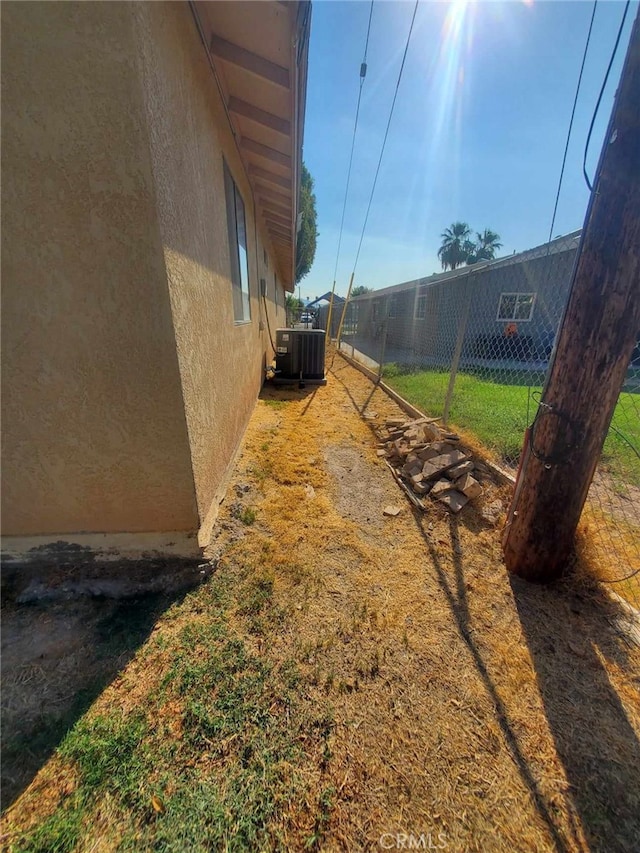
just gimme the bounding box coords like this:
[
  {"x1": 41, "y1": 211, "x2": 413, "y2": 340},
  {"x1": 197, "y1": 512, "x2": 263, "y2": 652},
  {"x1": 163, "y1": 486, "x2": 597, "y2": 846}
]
[{"x1": 1, "y1": 1, "x2": 306, "y2": 562}]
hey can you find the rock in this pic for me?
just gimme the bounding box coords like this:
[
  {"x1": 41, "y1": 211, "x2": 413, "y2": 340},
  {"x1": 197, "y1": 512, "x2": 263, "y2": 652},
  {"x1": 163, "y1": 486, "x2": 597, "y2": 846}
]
[
  {"x1": 417, "y1": 445, "x2": 442, "y2": 462},
  {"x1": 447, "y1": 460, "x2": 475, "y2": 480},
  {"x1": 417, "y1": 441, "x2": 456, "y2": 462},
  {"x1": 431, "y1": 478, "x2": 454, "y2": 498},
  {"x1": 422, "y1": 449, "x2": 469, "y2": 480},
  {"x1": 383, "y1": 505, "x2": 402, "y2": 517},
  {"x1": 393, "y1": 439, "x2": 411, "y2": 458},
  {"x1": 438, "y1": 490, "x2": 469, "y2": 513},
  {"x1": 411, "y1": 472, "x2": 425, "y2": 485},
  {"x1": 405, "y1": 423, "x2": 442, "y2": 445},
  {"x1": 304, "y1": 484, "x2": 316, "y2": 499},
  {"x1": 481, "y1": 499, "x2": 503, "y2": 524},
  {"x1": 425, "y1": 425, "x2": 445, "y2": 442},
  {"x1": 456, "y1": 474, "x2": 483, "y2": 499},
  {"x1": 413, "y1": 482, "x2": 430, "y2": 494},
  {"x1": 403, "y1": 459, "x2": 423, "y2": 477},
  {"x1": 376, "y1": 449, "x2": 387, "y2": 457}
]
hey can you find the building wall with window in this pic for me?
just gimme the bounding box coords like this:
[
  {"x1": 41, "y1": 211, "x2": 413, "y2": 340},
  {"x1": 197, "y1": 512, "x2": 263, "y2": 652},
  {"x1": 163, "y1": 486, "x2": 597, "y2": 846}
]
[
  {"x1": 350, "y1": 233, "x2": 580, "y2": 366},
  {"x1": 1, "y1": 1, "x2": 295, "y2": 560},
  {"x1": 133, "y1": 2, "x2": 287, "y2": 545}
]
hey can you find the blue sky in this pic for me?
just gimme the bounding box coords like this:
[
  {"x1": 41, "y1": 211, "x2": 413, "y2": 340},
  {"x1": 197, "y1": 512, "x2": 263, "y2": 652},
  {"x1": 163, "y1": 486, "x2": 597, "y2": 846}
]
[{"x1": 299, "y1": 0, "x2": 637, "y2": 301}]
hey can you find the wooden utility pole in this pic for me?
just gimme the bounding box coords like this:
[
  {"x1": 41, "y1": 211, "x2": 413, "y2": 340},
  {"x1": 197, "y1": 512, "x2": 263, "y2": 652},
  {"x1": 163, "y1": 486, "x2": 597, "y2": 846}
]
[{"x1": 503, "y1": 13, "x2": 640, "y2": 582}]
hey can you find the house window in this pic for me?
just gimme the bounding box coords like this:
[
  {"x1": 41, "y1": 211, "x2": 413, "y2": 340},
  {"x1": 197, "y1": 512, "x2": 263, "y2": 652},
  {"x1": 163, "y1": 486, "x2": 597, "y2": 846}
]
[
  {"x1": 223, "y1": 161, "x2": 251, "y2": 323},
  {"x1": 372, "y1": 300, "x2": 381, "y2": 322},
  {"x1": 388, "y1": 295, "x2": 398, "y2": 319},
  {"x1": 415, "y1": 286, "x2": 428, "y2": 320},
  {"x1": 497, "y1": 292, "x2": 535, "y2": 322}
]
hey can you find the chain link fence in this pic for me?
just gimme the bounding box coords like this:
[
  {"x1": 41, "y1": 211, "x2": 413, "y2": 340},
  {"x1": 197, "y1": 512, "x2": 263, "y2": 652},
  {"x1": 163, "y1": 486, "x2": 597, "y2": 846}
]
[{"x1": 320, "y1": 232, "x2": 640, "y2": 606}]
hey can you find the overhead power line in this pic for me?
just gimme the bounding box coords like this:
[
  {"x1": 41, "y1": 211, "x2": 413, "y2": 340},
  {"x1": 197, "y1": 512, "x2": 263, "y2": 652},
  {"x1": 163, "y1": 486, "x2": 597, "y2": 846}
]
[
  {"x1": 351, "y1": 0, "x2": 420, "y2": 276},
  {"x1": 333, "y1": 0, "x2": 419, "y2": 352},
  {"x1": 326, "y1": 1, "x2": 374, "y2": 344},
  {"x1": 547, "y1": 0, "x2": 598, "y2": 245},
  {"x1": 583, "y1": 0, "x2": 631, "y2": 191},
  {"x1": 331, "y1": 0, "x2": 375, "y2": 286}
]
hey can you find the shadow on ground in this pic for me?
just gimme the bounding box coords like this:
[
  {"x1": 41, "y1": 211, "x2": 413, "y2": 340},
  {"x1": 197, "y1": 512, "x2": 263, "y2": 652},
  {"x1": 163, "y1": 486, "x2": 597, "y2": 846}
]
[
  {"x1": 511, "y1": 574, "x2": 640, "y2": 852},
  {"x1": 411, "y1": 509, "x2": 640, "y2": 853},
  {"x1": 0, "y1": 565, "x2": 199, "y2": 811}
]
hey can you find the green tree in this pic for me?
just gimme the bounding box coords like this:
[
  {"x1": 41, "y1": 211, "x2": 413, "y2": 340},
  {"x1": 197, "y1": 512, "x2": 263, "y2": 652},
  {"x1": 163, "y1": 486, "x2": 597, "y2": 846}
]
[
  {"x1": 437, "y1": 223, "x2": 503, "y2": 268},
  {"x1": 285, "y1": 295, "x2": 303, "y2": 312},
  {"x1": 295, "y1": 163, "x2": 318, "y2": 283},
  {"x1": 469, "y1": 228, "x2": 503, "y2": 263},
  {"x1": 351, "y1": 285, "x2": 372, "y2": 297},
  {"x1": 437, "y1": 222, "x2": 472, "y2": 270}
]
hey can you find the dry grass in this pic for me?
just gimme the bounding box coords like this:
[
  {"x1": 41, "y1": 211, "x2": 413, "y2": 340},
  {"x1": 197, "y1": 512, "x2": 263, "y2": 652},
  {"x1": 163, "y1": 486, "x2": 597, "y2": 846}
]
[
  {"x1": 576, "y1": 505, "x2": 640, "y2": 609},
  {"x1": 3, "y1": 352, "x2": 640, "y2": 852}
]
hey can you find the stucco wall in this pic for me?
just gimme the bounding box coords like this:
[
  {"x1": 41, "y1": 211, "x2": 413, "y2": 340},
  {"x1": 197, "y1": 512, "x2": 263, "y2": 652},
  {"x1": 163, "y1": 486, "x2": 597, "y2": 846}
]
[
  {"x1": 1, "y1": 2, "x2": 199, "y2": 536},
  {"x1": 132, "y1": 2, "x2": 285, "y2": 540}
]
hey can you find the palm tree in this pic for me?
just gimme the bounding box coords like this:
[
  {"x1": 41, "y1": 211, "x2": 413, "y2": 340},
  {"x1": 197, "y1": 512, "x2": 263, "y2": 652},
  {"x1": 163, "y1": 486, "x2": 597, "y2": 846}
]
[
  {"x1": 437, "y1": 222, "x2": 472, "y2": 270},
  {"x1": 472, "y1": 229, "x2": 503, "y2": 263}
]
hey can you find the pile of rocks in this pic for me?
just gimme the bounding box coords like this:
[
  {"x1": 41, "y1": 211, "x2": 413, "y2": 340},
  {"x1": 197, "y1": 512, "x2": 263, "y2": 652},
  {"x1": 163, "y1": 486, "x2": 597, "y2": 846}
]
[{"x1": 376, "y1": 416, "x2": 486, "y2": 513}]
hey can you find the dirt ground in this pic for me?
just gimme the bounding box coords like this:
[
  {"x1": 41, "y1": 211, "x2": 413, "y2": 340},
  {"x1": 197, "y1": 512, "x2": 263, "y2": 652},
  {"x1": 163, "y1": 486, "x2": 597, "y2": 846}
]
[
  {"x1": 1, "y1": 560, "x2": 208, "y2": 811},
  {"x1": 2, "y1": 351, "x2": 640, "y2": 852}
]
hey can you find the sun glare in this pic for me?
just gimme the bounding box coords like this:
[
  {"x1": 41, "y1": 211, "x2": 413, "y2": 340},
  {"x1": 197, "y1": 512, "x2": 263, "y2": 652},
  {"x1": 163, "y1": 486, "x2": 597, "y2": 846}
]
[{"x1": 423, "y1": 0, "x2": 473, "y2": 199}]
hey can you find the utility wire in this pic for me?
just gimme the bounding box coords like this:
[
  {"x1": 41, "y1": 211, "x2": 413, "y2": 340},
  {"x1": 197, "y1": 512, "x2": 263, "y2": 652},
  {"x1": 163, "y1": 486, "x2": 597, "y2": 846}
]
[
  {"x1": 333, "y1": 0, "x2": 419, "y2": 353},
  {"x1": 352, "y1": 0, "x2": 420, "y2": 276},
  {"x1": 583, "y1": 0, "x2": 631, "y2": 191},
  {"x1": 331, "y1": 0, "x2": 375, "y2": 286},
  {"x1": 527, "y1": 0, "x2": 598, "y2": 428},
  {"x1": 547, "y1": 0, "x2": 598, "y2": 245},
  {"x1": 326, "y1": 1, "x2": 374, "y2": 346}
]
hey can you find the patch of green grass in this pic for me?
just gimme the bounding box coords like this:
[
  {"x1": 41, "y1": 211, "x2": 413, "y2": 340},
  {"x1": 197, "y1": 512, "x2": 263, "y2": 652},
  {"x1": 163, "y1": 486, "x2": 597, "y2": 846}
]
[
  {"x1": 237, "y1": 575, "x2": 274, "y2": 616},
  {"x1": 383, "y1": 366, "x2": 640, "y2": 486},
  {"x1": 16, "y1": 712, "x2": 151, "y2": 853},
  {"x1": 248, "y1": 459, "x2": 274, "y2": 483},
  {"x1": 60, "y1": 712, "x2": 150, "y2": 803},
  {"x1": 262, "y1": 399, "x2": 289, "y2": 409},
  {"x1": 13, "y1": 562, "x2": 334, "y2": 853},
  {"x1": 240, "y1": 506, "x2": 257, "y2": 526}
]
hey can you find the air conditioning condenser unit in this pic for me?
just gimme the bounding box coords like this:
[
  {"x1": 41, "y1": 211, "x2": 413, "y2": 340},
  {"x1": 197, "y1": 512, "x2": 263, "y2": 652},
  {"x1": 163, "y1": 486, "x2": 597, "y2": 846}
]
[{"x1": 274, "y1": 329, "x2": 327, "y2": 385}]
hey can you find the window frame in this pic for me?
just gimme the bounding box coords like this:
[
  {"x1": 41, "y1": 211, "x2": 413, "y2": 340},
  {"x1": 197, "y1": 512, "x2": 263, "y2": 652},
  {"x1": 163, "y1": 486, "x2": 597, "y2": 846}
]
[
  {"x1": 414, "y1": 285, "x2": 428, "y2": 320},
  {"x1": 223, "y1": 160, "x2": 251, "y2": 324},
  {"x1": 496, "y1": 292, "x2": 536, "y2": 323},
  {"x1": 388, "y1": 295, "x2": 398, "y2": 319}
]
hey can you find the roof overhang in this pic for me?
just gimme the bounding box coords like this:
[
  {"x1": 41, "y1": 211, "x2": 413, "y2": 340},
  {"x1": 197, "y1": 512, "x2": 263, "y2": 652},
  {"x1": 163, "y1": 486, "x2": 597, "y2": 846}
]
[{"x1": 190, "y1": 1, "x2": 311, "y2": 291}]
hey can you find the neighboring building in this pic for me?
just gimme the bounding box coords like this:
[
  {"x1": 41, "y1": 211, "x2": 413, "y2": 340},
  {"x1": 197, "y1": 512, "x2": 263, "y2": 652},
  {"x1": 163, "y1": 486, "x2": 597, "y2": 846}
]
[
  {"x1": 341, "y1": 231, "x2": 581, "y2": 370},
  {"x1": 1, "y1": 1, "x2": 310, "y2": 562}
]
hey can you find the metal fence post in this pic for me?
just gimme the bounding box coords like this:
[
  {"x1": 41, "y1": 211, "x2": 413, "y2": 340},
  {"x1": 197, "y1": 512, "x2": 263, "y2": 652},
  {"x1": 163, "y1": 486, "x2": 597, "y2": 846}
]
[
  {"x1": 351, "y1": 305, "x2": 356, "y2": 359},
  {"x1": 442, "y1": 273, "x2": 473, "y2": 427},
  {"x1": 377, "y1": 298, "x2": 390, "y2": 381},
  {"x1": 325, "y1": 285, "x2": 336, "y2": 347},
  {"x1": 335, "y1": 272, "x2": 355, "y2": 355}
]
